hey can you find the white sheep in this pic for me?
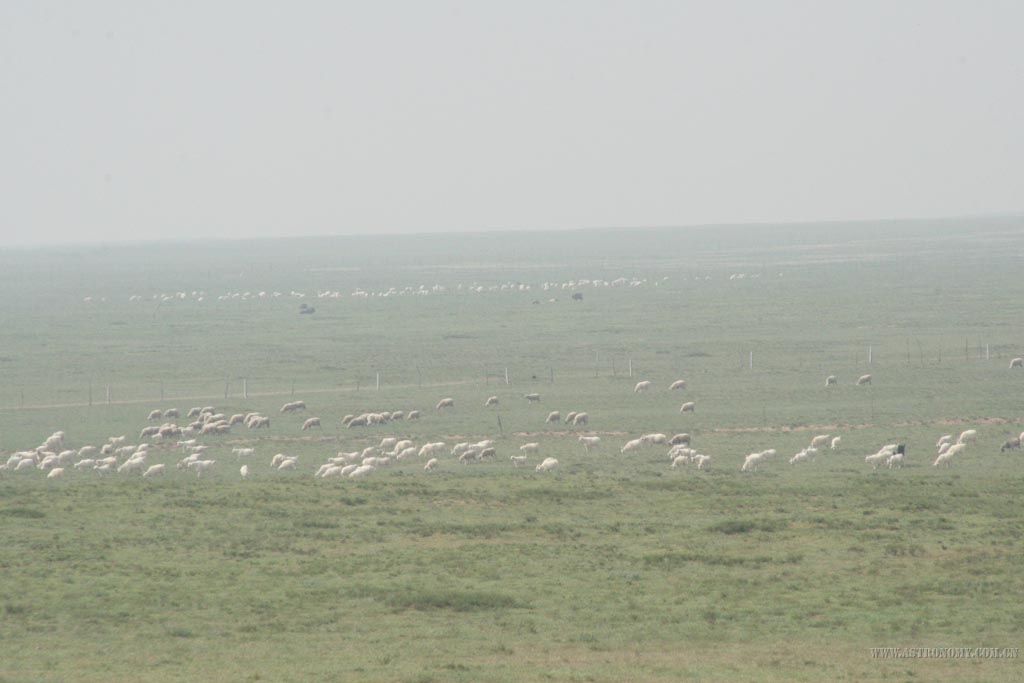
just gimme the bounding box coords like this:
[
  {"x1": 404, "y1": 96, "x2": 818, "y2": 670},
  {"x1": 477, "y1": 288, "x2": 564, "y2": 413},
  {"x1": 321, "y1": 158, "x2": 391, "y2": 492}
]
[
  {"x1": 147, "y1": 409, "x2": 163, "y2": 421},
  {"x1": 535, "y1": 457, "x2": 559, "y2": 472},
  {"x1": 578, "y1": 436, "x2": 601, "y2": 452},
  {"x1": 406, "y1": 410, "x2": 422, "y2": 420},
  {"x1": 277, "y1": 458, "x2": 298, "y2": 471},
  {"x1": 830, "y1": 436, "x2": 841, "y2": 450},
  {"x1": 621, "y1": 438, "x2": 643, "y2": 453},
  {"x1": 933, "y1": 451, "x2": 955, "y2": 468},
  {"x1": 571, "y1": 412, "x2": 589, "y2": 425},
  {"x1": 825, "y1": 375, "x2": 837, "y2": 386},
  {"x1": 669, "y1": 433, "x2": 691, "y2": 446},
  {"x1": 301, "y1": 417, "x2": 321, "y2": 430},
  {"x1": 510, "y1": 455, "x2": 529, "y2": 467},
  {"x1": 1010, "y1": 357, "x2": 1023, "y2": 369},
  {"x1": 957, "y1": 429, "x2": 977, "y2": 445},
  {"x1": 485, "y1": 396, "x2": 499, "y2": 406},
  {"x1": 679, "y1": 402, "x2": 696, "y2": 413},
  {"x1": 280, "y1": 400, "x2": 306, "y2": 413},
  {"x1": 435, "y1": 398, "x2": 454, "y2": 410},
  {"x1": 424, "y1": 458, "x2": 439, "y2": 471},
  {"x1": 886, "y1": 453, "x2": 904, "y2": 469},
  {"x1": 693, "y1": 454, "x2": 712, "y2": 470},
  {"x1": 789, "y1": 449, "x2": 812, "y2": 465},
  {"x1": 864, "y1": 452, "x2": 889, "y2": 469},
  {"x1": 809, "y1": 435, "x2": 830, "y2": 449},
  {"x1": 641, "y1": 433, "x2": 668, "y2": 446},
  {"x1": 669, "y1": 379, "x2": 687, "y2": 391},
  {"x1": 741, "y1": 452, "x2": 767, "y2": 472},
  {"x1": 856, "y1": 374, "x2": 872, "y2": 385},
  {"x1": 142, "y1": 464, "x2": 166, "y2": 478},
  {"x1": 519, "y1": 442, "x2": 540, "y2": 454},
  {"x1": 936, "y1": 434, "x2": 954, "y2": 449},
  {"x1": 671, "y1": 454, "x2": 690, "y2": 469},
  {"x1": 240, "y1": 465, "x2": 250, "y2": 479},
  {"x1": 545, "y1": 411, "x2": 561, "y2": 424},
  {"x1": 633, "y1": 380, "x2": 652, "y2": 393},
  {"x1": 348, "y1": 464, "x2": 376, "y2": 478},
  {"x1": 188, "y1": 459, "x2": 216, "y2": 477}
]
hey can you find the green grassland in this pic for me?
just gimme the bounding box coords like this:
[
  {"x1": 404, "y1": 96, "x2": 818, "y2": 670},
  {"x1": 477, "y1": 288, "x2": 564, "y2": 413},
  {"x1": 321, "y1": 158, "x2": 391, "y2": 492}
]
[{"x1": 1, "y1": 218, "x2": 1023, "y2": 682}]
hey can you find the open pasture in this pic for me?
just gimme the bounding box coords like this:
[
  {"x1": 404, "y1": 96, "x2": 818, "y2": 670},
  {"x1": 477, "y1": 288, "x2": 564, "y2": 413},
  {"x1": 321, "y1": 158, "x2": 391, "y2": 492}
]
[{"x1": 2, "y1": 219, "x2": 1024, "y2": 681}]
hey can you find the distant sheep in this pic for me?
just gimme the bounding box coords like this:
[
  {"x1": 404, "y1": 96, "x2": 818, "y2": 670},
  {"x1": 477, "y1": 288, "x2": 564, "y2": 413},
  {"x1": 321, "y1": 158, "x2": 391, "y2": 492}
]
[
  {"x1": 435, "y1": 398, "x2": 454, "y2": 410},
  {"x1": 520, "y1": 442, "x2": 540, "y2": 454},
  {"x1": 1000, "y1": 437, "x2": 1021, "y2": 452},
  {"x1": 240, "y1": 465, "x2": 250, "y2": 479},
  {"x1": 864, "y1": 452, "x2": 889, "y2": 469},
  {"x1": 741, "y1": 450, "x2": 772, "y2": 472},
  {"x1": 406, "y1": 410, "x2": 422, "y2": 420},
  {"x1": 142, "y1": 464, "x2": 166, "y2": 478},
  {"x1": 886, "y1": 453, "x2": 904, "y2": 469},
  {"x1": 510, "y1": 455, "x2": 529, "y2": 467},
  {"x1": 572, "y1": 412, "x2": 589, "y2": 426},
  {"x1": 485, "y1": 396, "x2": 499, "y2": 406},
  {"x1": 621, "y1": 438, "x2": 643, "y2": 453},
  {"x1": 633, "y1": 380, "x2": 652, "y2": 393},
  {"x1": 679, "y1": 402, "x2": 696, "y2": 414},
  {"x1": 809, "y1": 435, "x2": 830, "y2": 449},
  {"x1": 789, "y1": 449, "x2": 813, "y2": 465},
  {"x1": 957, "y1": 429, "x2": 977, "y2": 445},
  {"x1": 693, "y1": 454, "x2": 712, "y2": 471},
  {"x1": 535, "y1": 457, "x2": 559, "y2": 473},
  {"x1": 578, "y1": 435, "x2": 601, "y2": 452},
  {"x1": 933, "y1": 451, "x2": 955, "y2": 468},
  {"x1": 545, "y1": 411, "x2": 561, "y2": 424},
  {"x1": 424, "y1": 458, "x2": 439, "y2": 471},
  {"x1": 640, "y1": 433, "x2": 667, "y2": 445},
  {"x1": 280, "y1": 400, "x2": 306, "y2": 413},
  {"x1": 147, "y1": 409, "x2": 163, "y2": 421},
  {"x1": 232, "y1": 447, "x2": 255, "y2": 459},
  {"x1": 669, "y1": 433, "x2": 691, "y2": 446},
  {"x1": 301, "y1": 417, "x2": 321, "y2": 431},
  {"x1": 47, "y1": 467, "x2": 65, "y2": 479},
  {"x1": 669, "y1": 379, "x2": 687, "y2": 391},
  {"x1": 856, "y1": 374, "x2": 872, "y2": 386},
  {"x1": 1010, "y1": 358, "x2": 1023, "y2": 369},
  {"x1": 671, "y1": 454, "x2": 689, "y2": 469},
  {"x1": 830, "y1": 436, "x2": 841, "y2": 450},
  {"x1": 825, "y1": 375, "x2": 837, "y2": 386},
  {"x1": 524, "y1": 393, "x2": 541, "y2": 402},
  {"x1": 936, "y1": 434, "x2": 954, "y2": 449}
]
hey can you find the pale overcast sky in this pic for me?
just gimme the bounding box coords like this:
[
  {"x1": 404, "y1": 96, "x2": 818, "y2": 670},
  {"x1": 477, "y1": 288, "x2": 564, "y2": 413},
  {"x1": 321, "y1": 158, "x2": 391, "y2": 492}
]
[{"x1": 1, "y1": 1, "x2": 1021, "y2": 246}]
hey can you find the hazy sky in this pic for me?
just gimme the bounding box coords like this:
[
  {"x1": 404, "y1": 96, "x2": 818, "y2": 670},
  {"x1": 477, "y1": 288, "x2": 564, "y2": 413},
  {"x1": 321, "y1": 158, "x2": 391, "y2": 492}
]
[{"x1": 2, "y1": 1, "x2": 1022, "y2": 246}]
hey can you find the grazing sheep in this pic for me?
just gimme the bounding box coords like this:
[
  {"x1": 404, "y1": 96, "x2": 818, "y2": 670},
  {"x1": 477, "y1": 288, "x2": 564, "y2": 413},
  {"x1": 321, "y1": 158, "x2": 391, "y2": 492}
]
[
  {"x1": 669, "y1": 379, "x2": 687, "y2": 391},
  {"x1": 933, "y1": 451, "x2": 956, "y2": 468},
  {"x1": 485, "y1": 396, "x2": 499, "y2": 406},
  {"x1": 669, "y1": 433, "x2": 691, "y2": 446},
  {"x1": 886, "y1": 453, "x2": 904, "y2": 469},
  {"x1": 830, "y1": 436, "x2": 841, "y2": 450},
  {"x1": 163, "y1": 408, "x2": 180, "y2": 418},
  {"x1": 535, "y1": 457, "x2": 559, "y2": 473},
  {"x1": 240, "y1": 465, "x2": 250, "y2": 479},
  {"x1": 280, "y1": 400, "x2": 306, "y2": 413},
  {"x1": 348, "y1": 464, "x2": 376, "y2": 478},
  {"x1": 671, "y1": 454, "x2": 690, "y2": 469},
  {"x1": 957, "y1": 429, "x2": 977, "y2": 445},
  {"x1": 510, "y1": 455, "x2": 529, "y2": 467},
  {"x1": 418, "y1": 442, "x2": 447, "y2": 458},
  {"x1": 47, "y1": 467, "x2": 65, "y2": 479},
  {"x1": 789, "y1": 449, "x2": 813, "y2": 465},
  {"x1": 249, "y1": 416, "x2": 271, "y2": 429},
  {"x1": 679, "y1": 402, "x2": 696, "y2": 414},
  {"x1": 1010, "y1": 358, "x2": 1024, "y2": 369},
  {"x1": 825, "y1": 375, "x2": 837, "y2": 386},
  {"x1": 640, "y1": 433, "x2": 668, "y2": 446},
  {"x1": 856, "y1": 374, "x2": 872, "y2": 386},
  {"x1": 578, "y1": 435, "x2": 601, "y2": 452},
  {"x1": 564, "y1": 411, "x2": 578, "y2": 425},
  {"x1": 1000, "y1": 437, "x2": 1021, "y2": 452},
  {"x1": 301, "y1": 417, "x2": 321, "y2": 431},
  {"x1": 809, "y1": 435, "x2": 830, "y2": 449},
  {"x1": 406, "y1": 410, "x2": 422, "y2": 420},
  {"x1": 435, "y1": 398, "x2": 454, "y2": 410},
  {"x1": 741, "y1": 450, "x2": 771, "y2": 472},
  {"x1": 545, "y1": 411, "x2": 561, "y2": 424},
  {"x1": 147, "y1": 409, "x2": 163, "y2": 421},
  {"x1": 424, "y1": 458, "x2": 439, "y2": 471},
  {"x1": 865, "y1": 452, "x2": 890, "y2": 469},
  {"x1": 693, "y1": 454, "x2": 712, "y2": 471},
  {"x1": 621, "y1": 438, "x2": 643, "y2": 453},
  {"x1": 572, "y1": 412, "x2": 589, "y2": 426},
  {"x1": 524, "y1": 393, "x2": 541, "y2": 402},
  {"x1": 142, "y1": 464, "x2": 166, "y2": 478},
  {"x1": 633, "y1": 380, "x2": 652, "y2": 393},
  {"x1": 188, "y1": 459, "x2": 216, "y2": 477},
  {"x1": 520, "y1": 442, "x2": 540, "y2": 454},
  {"x1": 936, "y1": 434, "x2": 954, "y2": 449}
]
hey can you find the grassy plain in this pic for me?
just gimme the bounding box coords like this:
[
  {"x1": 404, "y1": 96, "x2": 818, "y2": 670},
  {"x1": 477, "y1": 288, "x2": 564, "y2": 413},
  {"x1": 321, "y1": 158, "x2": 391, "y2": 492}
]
[{"x1": 1, "y1": 218, "x2": 1023, "y2": 682}]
